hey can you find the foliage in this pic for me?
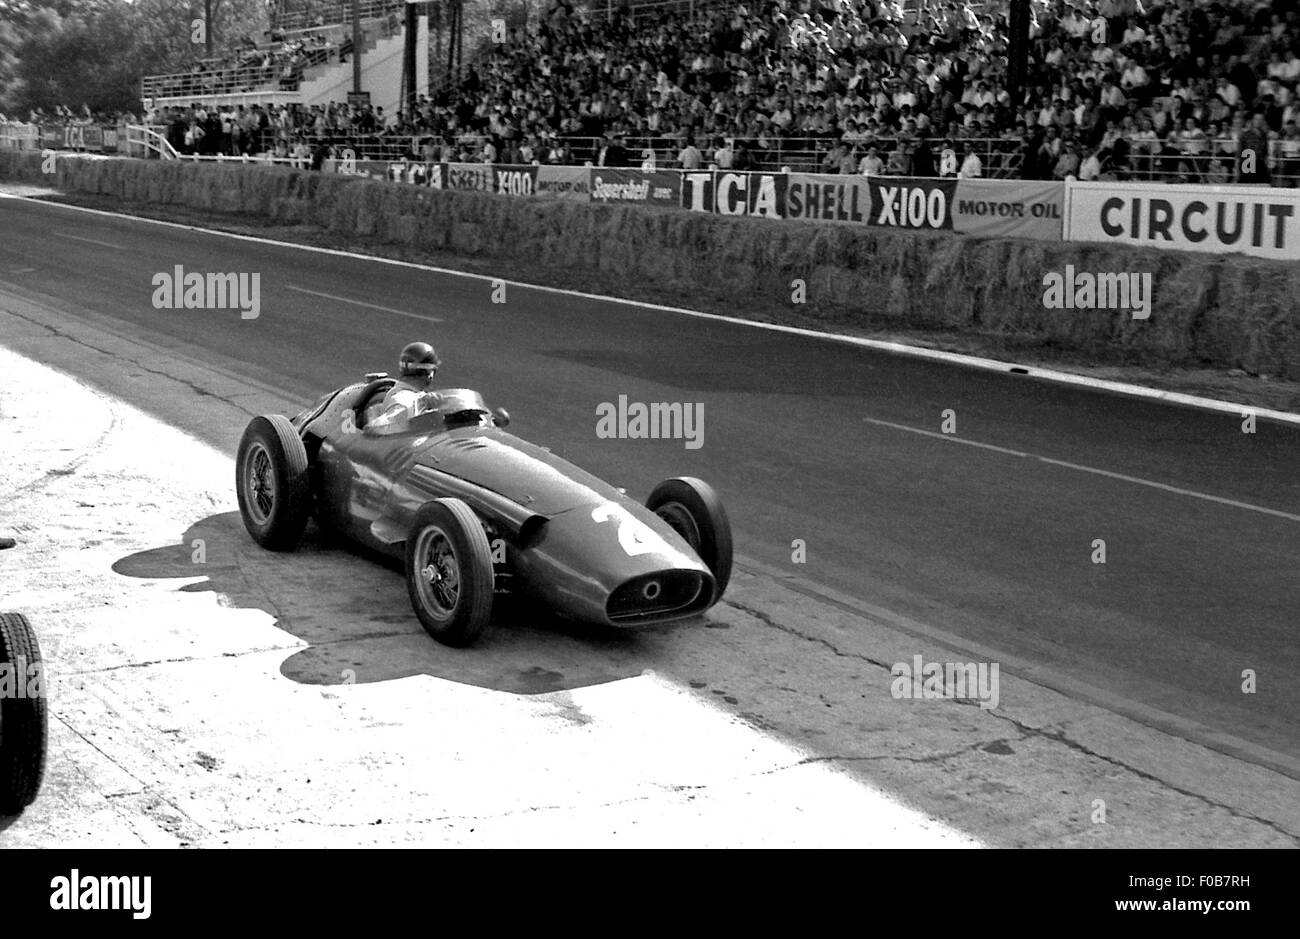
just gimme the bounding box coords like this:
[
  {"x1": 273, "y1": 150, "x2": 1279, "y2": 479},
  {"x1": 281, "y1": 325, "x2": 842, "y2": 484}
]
[{"x1": 0, "y1": 0, "x2": 272, "y2": 117}]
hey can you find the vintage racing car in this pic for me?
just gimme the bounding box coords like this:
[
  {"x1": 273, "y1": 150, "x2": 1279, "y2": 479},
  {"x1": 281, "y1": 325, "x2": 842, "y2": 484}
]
[{"x1": 235, "y1": 374, "x2": 732, "y2": 646}]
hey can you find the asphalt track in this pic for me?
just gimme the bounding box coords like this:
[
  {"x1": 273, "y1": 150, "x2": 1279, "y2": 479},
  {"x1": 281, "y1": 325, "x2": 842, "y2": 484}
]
[{"x1": 1, "y1": 194, "x2": 1297, "y2": 771}]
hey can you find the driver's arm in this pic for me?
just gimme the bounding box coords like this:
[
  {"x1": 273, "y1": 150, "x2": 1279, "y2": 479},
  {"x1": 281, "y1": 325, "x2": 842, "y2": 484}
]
[
  {"x1": 369, "y1": 387, "x2": 421, "y2": 426},
  {"x1": 410, "y1": 391, "x2": 442, "y2": 417}
]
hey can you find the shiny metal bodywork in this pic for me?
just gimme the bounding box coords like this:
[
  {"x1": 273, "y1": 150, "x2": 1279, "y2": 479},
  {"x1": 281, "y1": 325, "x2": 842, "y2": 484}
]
[{"x1": 291, "y1": 381, "x2": 717, "y2": 626}]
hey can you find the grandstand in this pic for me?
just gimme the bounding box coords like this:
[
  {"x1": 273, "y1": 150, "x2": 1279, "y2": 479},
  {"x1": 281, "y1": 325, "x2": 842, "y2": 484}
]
[
  {"x1": 128, "y1": 0, "x2": 1299, "y2": 185},
  {"x1": 140, "y1": 1, "x2": 424, "y2": 119}
]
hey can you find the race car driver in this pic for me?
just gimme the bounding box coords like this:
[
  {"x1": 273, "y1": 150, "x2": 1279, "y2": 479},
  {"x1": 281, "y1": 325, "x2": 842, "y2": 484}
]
[{"x1": 370, "y1": 341, "x2": 441, "y2": 426}]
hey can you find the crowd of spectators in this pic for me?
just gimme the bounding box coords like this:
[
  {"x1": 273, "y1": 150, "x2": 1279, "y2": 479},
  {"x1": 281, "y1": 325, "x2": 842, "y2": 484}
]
[
  {"x1": 428, "y1": 0, "x2": 1300, "y2": 184},
  {"x1": 142, "y1": 94, "x2": 593, "y2": 165},
  {"x1": 1, "y1": 105, "x2": 138, "y2": 126},
  {"x1": 17, "y1": 0, "x2": 1300, "y2": 184}
]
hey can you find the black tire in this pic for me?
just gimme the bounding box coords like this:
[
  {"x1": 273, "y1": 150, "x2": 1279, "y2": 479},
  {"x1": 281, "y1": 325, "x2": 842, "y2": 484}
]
[
  {"x1": 0, "y1": 612, "x2": 47, "y2": 816},
  {"x1": 236, "y1": 415, "x2": 312, "y2": 551},
  {"x1": 646, "y1": 477, "x2": 733, "y2": 602},
  {"x1": 405, "y1": 499, "x2": 495, "y2": 647}
]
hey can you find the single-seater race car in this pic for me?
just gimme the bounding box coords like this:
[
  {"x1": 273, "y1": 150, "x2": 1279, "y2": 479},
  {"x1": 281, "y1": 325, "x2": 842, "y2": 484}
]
[{"x1": 235, "y1": 373, "x2": 732, "y2": 647}]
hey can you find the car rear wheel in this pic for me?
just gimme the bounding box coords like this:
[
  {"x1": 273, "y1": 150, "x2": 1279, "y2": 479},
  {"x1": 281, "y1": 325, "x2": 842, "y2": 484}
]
[
  {"x1": 646, "y1": 477, "x2": 733, "y2": 602},
  {"x1": 236, "y1": 415, "x2": 312, "y2": 551},
  {"x1": 405, "y1": 499, "x2": 495, "y2": 647},
  {"x1": 0, "y1": 612, "x2": 47, "y2": 816}
]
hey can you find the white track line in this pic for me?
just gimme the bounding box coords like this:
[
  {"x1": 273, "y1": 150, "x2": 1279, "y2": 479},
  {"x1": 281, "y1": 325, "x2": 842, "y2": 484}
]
[
  {"x1": 53, "y1": 230, "x2": 125, "y2": 249},
  {"x1": 863, "y1": 415, "x2": 1300, "y2": 523},
  {"x1": 6, "y1": 191, "x2": 1299, "y2": 426},
  {"x1": 862, "y1": 416, "x2": 1031, "y2": 458},
  {"x1": 1036, "y1": 457, "x2": 1300, "y2": 523},
  {"x1": 285, "y1": 284, "x2": 441, "y2": 321}
]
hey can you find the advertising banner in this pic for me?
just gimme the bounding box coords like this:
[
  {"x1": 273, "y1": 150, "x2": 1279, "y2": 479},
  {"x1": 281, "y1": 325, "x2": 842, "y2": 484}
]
[
  {"x1": 590, "y1": 168, "x2": 681, "y2": 207},
  {"x1": 0, "y1": 123, "x2": 38, "y2": 151},
  {"x1": 680, "y1": 171, "x2": 786, "y2": 217},
  {"x1": 331, "y1": 161, "x2": 539, "y2": 195},
  {"x1": 785, "y1": 173, "x2": 871, "y2": 223},
  {"x1": 332, "y1": 159, "x2": 402, "y2": 181},
  {"x1": 1064, "y1": 180, "x2": 1300, "y2": 261},
  {"x1": 489, "y1": 164, "x2": 538, "y2": 196},
  {"x1": 783, "y1": 173, "x2": 957, "y2": 229},
  {"x1": 536, "y1": 165, "x2": 590, "y2": 201},
  {"x1": 863, "y1": 176, "x2": 957, "y2": 231},
  {"x1": 444, "y1": 162, "x2": 494, "y2": 192},
  {"x1": 952, "y1": 179, "x2": 1063, "y2": 241}
]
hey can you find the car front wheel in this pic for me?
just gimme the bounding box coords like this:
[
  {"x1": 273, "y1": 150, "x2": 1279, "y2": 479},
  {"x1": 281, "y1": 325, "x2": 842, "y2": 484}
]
[
  {"x1": 646, "y1": 477, "x2": 733, "y2": 602},
  {"x1": 405, "y1": 498, "x2": 495, "y2": 647}
]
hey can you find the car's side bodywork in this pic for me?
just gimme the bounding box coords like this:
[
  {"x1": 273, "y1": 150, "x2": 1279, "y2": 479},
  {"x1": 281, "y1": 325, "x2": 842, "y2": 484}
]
[{"x1": 289, "y1": 380, "x2": 719, "y2": 626}]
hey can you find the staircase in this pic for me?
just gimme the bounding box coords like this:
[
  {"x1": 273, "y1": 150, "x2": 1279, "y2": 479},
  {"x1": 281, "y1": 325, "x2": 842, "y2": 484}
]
[{"x1": 297, "y1": 17, "x2": 427, "y2": 114}]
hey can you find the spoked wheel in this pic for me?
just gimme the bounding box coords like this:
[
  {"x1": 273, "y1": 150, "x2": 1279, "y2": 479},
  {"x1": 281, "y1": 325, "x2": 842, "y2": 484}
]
[
  {"x1": 236, "y1": 415, "x2": 311, "y2": 551},
  {"x1": 646, "y1": 477, "x2": 733, "y2": 602},
  {"x1": 0, "y1": 612, "x2": 47, "y2": 816},
  {"x1": 405, "y1": 499, "x2": 495, "y2": 647}
]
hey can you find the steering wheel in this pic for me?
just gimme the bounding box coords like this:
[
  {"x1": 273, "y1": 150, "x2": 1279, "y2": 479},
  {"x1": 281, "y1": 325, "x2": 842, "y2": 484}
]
[{"x1": 353, "y1": 377, "x2": 397, "y2": 430}]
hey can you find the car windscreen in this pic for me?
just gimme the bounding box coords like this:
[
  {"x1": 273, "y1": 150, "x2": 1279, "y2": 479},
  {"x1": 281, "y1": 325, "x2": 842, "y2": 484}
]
[{"x1": 425, "y1": 388, "x2": 491, "y2": 423}]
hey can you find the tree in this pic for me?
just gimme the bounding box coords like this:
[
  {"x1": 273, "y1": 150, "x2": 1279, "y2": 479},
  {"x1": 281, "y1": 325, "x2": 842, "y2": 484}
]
[{"x1": 0, "y1": 0, "x2": 271, "y2": 117}]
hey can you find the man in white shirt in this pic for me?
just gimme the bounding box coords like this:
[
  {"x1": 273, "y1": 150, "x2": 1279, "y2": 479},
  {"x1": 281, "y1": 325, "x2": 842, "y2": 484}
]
[
  {"x1": 1063, "y1": 5, "x2": 1090, "y2": 39},
  {"x1": 678, "y1": 138, "x2": 702, "y2": 169},
  {"x1": 1079, "y1": 147, "x2": 1103, "y2": 181},
  {"x1": 1215, "y1": 77, "x2": 1241, "y2": 109},
  {"x1": 770, "y1": 101, "x2": 794, "y2": 131},
  {"x1": 714, "y1": 137, "x2": 734, "y2": 169},
  {"x1": 859, "y1": 145, "x2": 884, "y2": 177},
  {"x1": 959, "y1": 142, "x2": 982, "y2": 179},
  {"x1": 1121, "y1": 61, "x2": 1149, "y2": 91}
]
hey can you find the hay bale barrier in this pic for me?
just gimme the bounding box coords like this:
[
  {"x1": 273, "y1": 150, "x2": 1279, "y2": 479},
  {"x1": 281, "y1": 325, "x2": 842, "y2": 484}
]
[{"x1": 4, "y1": 150, "x2": 1297, "y2": 380}]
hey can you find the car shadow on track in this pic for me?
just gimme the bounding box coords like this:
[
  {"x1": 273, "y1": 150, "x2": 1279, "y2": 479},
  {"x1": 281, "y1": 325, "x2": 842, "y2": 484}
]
[{"x1": 111, "y1": 511, "x2": 697, "y2": 695}]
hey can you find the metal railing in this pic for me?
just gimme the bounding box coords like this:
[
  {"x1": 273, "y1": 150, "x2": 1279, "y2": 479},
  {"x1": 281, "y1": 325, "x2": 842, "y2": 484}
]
[
  {"x1": 540, "y1": 135, "x2": 1024, "y2": 176},
  {"x1": 21, "y1": 117, "x2": 1290, "y2": 188},
  {"x1": 125, "y1": 124, "x2": 179, "y2": 160},
  {"x1": 174, "y1": 151, "x2": 313, "y2": 167},
  {"x1": 1115, "y1": 147, "x2": 1300, "y2": 186},
  {"x1": 142, "y1": 64, "x2": 306, "y2": 102},
  {"x1": 593, "y1": 0, "x2": 715, "y2": 22},
  {"x1": 227, "y1": 131, "x2": 1299, "y2": 186},
  {"x1": 157, "y1": 133, "x2": 1022, "y2": 179}
]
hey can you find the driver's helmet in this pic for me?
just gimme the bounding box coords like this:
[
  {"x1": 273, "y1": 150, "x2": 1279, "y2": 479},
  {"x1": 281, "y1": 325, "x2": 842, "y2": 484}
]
[{"x1": 398, "y1": 341, "x2": 440, "y2": 380}]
